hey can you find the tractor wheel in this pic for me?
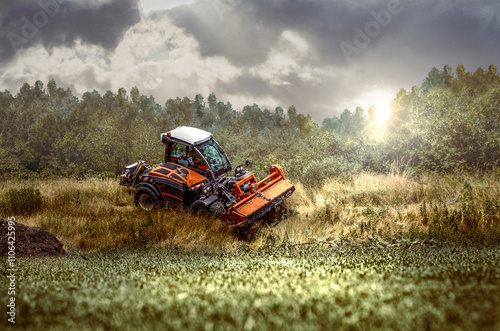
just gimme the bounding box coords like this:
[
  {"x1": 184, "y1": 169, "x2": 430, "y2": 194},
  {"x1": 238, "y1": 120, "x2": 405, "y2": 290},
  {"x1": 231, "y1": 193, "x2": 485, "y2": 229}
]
[
  {"x1": 196, "y1": 209, "x2": 209, "y2": 216},
  {"x1": 208, "y1": 201, "x2": 224, "y2": 216},
  {"x1": 190, "y1": 204, "x2": 208, "y2": 215},
  {"x1": 135, "y1": 187, "x2": 159, "y2": 211}
]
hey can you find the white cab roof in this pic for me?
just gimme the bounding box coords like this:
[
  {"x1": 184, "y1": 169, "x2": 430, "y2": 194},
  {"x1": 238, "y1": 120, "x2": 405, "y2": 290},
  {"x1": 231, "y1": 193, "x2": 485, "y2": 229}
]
[{"x1": 165, "y1": 126, "x2": 213, "y2": 146}]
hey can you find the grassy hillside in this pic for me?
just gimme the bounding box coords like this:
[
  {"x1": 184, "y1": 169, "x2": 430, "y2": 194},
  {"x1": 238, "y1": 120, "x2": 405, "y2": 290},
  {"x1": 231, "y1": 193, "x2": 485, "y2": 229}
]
[
  {"x1": 2, "y1": 247, "x2": 499, "y2": 330},
  {"x1": 1, "y1": 170, "x2": 499, "y2": 251}
]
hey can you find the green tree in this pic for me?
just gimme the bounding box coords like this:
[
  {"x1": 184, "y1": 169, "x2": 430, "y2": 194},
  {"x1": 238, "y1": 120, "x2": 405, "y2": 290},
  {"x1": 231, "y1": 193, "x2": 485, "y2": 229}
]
[
  {"x1": 242, "y1": 104, "x2": 263, "y2": 130},
  {"x1": 421, "y1": 65, "x2": 452, "y2": 94}
]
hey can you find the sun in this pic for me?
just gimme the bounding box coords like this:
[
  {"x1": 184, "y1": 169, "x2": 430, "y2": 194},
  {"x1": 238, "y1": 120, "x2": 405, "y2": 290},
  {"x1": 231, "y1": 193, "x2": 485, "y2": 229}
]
[
  {"x1": 368, "y1": 90, "x2": 393, "y2": 124},
  {"x1": 375, "y1": 104, "x2": 391, "y2": 123},
  {"x1": 361, "y1": 89, "x2": 394, "y2": 138}
]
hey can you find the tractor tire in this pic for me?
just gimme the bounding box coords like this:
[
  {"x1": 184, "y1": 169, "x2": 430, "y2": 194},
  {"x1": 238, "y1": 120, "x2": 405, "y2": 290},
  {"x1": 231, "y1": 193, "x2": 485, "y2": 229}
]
[
  {"x1": 190, "y1": 204, "x2": 207, "y2": 215},
  {"x1": 208, "y1": 201, "x2": 224, "y2": 216},
  {"x1": 135, "y1": 187, "x2": 160, "y2": 211}
]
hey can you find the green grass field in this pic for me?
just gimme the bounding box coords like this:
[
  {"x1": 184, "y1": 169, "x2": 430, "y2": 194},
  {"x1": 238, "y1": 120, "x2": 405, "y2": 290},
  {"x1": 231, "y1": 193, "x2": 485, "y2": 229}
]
[{"x1": 2, "y1": 245, "x2": 499, "y2": 330}]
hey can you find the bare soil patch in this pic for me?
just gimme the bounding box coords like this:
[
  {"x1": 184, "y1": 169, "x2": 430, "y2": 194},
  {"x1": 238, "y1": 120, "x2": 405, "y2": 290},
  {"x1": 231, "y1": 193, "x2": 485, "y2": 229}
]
[{"x1": 0, "y1": 218, "x2": 67, "y2": 257}]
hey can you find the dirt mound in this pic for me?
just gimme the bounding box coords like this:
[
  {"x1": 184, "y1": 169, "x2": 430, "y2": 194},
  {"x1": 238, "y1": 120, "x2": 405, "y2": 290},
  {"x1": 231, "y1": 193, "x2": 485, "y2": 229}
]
[{"x1": 0, "y1": 218, "x2": 67, "y2": 257}]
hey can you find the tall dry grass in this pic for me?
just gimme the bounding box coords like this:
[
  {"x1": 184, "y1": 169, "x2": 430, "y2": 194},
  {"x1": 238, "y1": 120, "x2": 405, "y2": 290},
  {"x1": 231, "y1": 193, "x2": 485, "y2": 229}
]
[
  {"x1": 1, "y1": 170, "x2": 499, "y2": 252},
  {"x1": 260, "y1": 169, "x2": 500, "y2": 247},
  {"x1": 0, "y1": 178, "x2": 236, "y2": 251}
]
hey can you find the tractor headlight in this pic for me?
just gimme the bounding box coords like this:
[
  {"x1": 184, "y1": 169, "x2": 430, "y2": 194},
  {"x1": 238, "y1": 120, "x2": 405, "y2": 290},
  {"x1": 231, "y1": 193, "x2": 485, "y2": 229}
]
[{"x1": 202, "y1": 184, "x2": 212, "y2": 196}]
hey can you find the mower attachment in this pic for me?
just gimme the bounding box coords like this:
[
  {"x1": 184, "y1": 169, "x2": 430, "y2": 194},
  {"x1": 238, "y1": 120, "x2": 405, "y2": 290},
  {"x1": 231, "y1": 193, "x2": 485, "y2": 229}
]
[{"x1": 221, "y1": 165, "x2": 295, "y2": 227}]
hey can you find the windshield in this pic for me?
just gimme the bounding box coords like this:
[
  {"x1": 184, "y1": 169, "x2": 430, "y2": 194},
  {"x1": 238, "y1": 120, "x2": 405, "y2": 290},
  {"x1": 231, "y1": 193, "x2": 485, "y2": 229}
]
[{"x1": 196, "y1": 139, "x2": 231, "y2": 173}]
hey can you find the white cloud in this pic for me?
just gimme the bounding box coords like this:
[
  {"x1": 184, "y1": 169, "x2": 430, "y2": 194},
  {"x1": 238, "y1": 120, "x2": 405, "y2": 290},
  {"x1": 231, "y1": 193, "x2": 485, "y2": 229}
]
[
  {"x1": 1, "y1": 42, "x2": 111, "y2": 94},
  {"x1": 281, "y1": 30, "x2": 309, "y2": 53},
  {"x1": 249, "y1": 30, "x2": 324, "y2": 86},
  {"x1": 1, "y1": 16, "x2": 241, "y2": 102},
  {"x1": 111, "y1": 17, "x2": 241, "y2": 99}
]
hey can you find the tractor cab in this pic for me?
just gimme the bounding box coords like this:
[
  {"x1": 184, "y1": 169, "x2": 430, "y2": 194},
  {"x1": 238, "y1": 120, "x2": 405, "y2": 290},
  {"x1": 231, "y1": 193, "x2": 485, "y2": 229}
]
[{"x1": 161, "y1": 126, "x2": 232, "y2": 178}]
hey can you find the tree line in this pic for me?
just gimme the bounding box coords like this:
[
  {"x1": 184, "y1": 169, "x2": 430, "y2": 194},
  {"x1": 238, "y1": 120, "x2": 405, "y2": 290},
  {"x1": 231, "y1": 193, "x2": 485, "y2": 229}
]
[
  {"x1": 322, "y1": 64, "x2": 500, "y2": 173},
  {"x1": 0, "y1": 64, "x2": 498, "y2": 182}
]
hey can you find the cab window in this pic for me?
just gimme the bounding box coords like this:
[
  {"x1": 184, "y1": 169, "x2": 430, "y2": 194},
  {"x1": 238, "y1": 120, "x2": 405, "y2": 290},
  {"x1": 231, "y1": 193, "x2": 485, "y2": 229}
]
[{"x1": 170, "y1": 143, "x2": 208, "y2": 172}]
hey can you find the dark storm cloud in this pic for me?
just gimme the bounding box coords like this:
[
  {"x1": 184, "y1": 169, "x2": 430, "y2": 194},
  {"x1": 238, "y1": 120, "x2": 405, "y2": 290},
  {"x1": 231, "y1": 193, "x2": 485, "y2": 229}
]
[
  {"x1": 167, "y1": 0, "x2": 334, "y2": 66},
  {"x1": 167, "y1": 1, "x2": 276, "y2": 66},
  {"x1": 168, "y1": 0, "x2": 406, "y2": 66},
  {"x1": 0, "y1": 0, "x2": 140, "y2": 63},
  {"x1": 168, "y1": 0, "x2": 500, "y2": 119},
  {"x1": 169, "y1": 0, "x2": 500, "y2": 67}
]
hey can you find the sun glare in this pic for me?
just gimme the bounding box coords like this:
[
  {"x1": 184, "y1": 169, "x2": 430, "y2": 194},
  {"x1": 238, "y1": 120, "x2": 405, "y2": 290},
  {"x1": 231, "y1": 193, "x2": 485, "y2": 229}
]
[
  {"x1": 369, "y1": 90, "x2": 393, "y2": 124},
  {"x1": 358, "y1": 89, "x2": 394, "y2": 138},
  {"x1": 376, "y1": 104, "x2": 391, "y2": 122}
]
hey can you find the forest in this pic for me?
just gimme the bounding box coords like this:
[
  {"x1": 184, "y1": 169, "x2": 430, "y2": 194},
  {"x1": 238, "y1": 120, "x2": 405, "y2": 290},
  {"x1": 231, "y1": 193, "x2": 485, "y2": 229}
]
[{"x1": 1, "y1": 64, "x2": 499, "y2": 182}]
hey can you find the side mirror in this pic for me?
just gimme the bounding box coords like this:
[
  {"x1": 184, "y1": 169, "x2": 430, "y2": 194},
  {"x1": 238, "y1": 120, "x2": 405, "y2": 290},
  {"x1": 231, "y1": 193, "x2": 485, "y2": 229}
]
[{"x1": 245, "y1": 158, "x2": 250, "y2": 167}]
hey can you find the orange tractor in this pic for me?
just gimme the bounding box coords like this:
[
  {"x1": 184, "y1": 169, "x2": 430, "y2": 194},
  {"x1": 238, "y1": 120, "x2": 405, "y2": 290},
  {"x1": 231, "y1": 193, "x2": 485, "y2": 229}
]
[{"x1": 120, "y1": 126, "x2": 295, "y2": 227}]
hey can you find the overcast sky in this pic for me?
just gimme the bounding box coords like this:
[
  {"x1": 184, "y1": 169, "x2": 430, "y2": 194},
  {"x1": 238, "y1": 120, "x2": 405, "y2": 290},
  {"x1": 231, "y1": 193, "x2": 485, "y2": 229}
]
[{"x1": 1, "y1": 0, "x2": 499, "y2": 121}]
